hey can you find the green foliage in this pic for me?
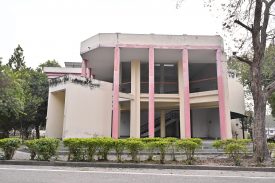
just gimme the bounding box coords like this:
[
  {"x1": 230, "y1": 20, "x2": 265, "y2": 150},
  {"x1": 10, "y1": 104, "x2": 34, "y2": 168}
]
[
  {"x1": 25, "y1": 138, "x2": 60, "y2": 161},
  {"x1": 96, "y1": 137, "x2": 114, "y2": 161},
  {"x1": 113, "y1": 139, "x2": 126, "y2": 162},
  {"x1": 149, "y1": 140, "x2": 170, "y2": 164},
  {"x1": 85, "y1": 138, "x2": 99, "y2": 161},
  {"x1": 25, "y1": 140, "x2": 37, "y2": 160},
  {"x1": 268, "y1": 143, "x2": 275, "y2": 156},
  {"x1": 7, "y1": 45, "x2": 25, "y2": 71},
  {"x1": 176, "y1": 139, "x2": 201, "y2": 165},
  {"x1": 164, "y1": 137, "x2": 178, "y2": 161},
  {"x1": 212, "y1": 139, "x2": 251, "y2": 166},
  {"x1": 0, "y1": 138, "x2": 21, "y2": 160},
  {"x1": 63, "y1": 138, "x2": 87, "y2": 161},
  {"x1": 37, "y1": 59, "x2": 60, "y2": 72},
  {"x1": 125, "y1": 139, "x2": 144, "y2": 162},
  {"x1": 141, "y1": 138, "x2": 161, "y2": 161}
]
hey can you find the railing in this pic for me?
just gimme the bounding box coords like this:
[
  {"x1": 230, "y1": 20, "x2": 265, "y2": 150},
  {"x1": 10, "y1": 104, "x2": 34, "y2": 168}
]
[
  {"x1": 140, "y1": 110, "x2": 179, "y2": 136},
  {"x1": 189, "y1": 77, "x2": 217, "y2": 93},
  {"x1": 119, "y1": 77, "x2": 218, "y2": 94},
  {"x1": 120, "y1": 82, "x2": 178, "y2": 94}
]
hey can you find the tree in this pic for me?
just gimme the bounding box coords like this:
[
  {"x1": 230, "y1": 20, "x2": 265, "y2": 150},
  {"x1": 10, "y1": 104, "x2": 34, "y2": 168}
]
[
  {"x1": 33, "y1": 60, "x2": 60, "y2": 138},
  {"x1": 204, "y1": 0, "x2": 275, "y2": 163},
  {"x1": 37, "y1": 59, "x2": 60, "y2": 72},
  {"x1": 7, "y1": 45, "x2": 26, "y2": 71},
  {"x1": 0, "y1": 64, "x2": 24, "y2": 138}
]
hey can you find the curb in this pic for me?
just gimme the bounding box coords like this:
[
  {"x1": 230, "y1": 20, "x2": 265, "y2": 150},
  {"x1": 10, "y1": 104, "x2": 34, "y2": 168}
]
[{"x1": 0, "y1": 160, "x2": 274, "y2": 172}]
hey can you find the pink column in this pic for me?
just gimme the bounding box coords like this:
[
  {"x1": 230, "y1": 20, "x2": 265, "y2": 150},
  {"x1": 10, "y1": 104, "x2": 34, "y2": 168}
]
[
  {"x1": 81, "y1": 59, "x2": 87, "y2": 77},
  {"x1": 182, "y1": 49, "x2": 191, "y2": 138},
  {"x1": 148, "y1": 47, "x2": 155, "y2": 138},
  {"x1": 112, "y1": 47, "x2": 120, "y2": 139},
  {"x1": 86, "y1": 68, "x2": 91, "y2": 78},
  {"x1": 216, "y1": 49, "x2": 226, "y2": 139}
]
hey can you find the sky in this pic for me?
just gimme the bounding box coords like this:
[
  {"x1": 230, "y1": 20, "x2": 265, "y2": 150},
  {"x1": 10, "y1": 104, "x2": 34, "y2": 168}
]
[{"x1": 0, "y1": 0, "x2": 223, "y2": 68}]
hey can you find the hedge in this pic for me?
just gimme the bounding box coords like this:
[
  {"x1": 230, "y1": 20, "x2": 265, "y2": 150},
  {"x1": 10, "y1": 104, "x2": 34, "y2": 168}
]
[
  {"x1": 0, "y1": 138, "x2": 21, "y2": 160},
  {"x1": 25, "y1": 138, "x2": 60, "y2": 161},
  {"x1": 212, "y1": 139, "x2": 251, "y2": 166}
]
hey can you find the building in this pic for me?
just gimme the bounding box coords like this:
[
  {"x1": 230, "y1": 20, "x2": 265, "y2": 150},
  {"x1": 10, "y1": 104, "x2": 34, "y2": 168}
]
[{"x1": 45, "y1": 33, "x2": 246, "y2": 140}]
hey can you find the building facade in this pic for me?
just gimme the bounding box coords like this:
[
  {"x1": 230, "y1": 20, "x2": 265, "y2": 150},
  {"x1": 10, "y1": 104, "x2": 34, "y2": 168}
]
[{"x1": 45, "y1": 33, "x2": 246, "y2": 139}]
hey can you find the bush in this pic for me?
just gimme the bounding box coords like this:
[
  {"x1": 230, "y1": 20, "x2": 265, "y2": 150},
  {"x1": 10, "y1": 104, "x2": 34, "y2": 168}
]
[
  {"x1": 268, "y1": 143, "x2": 275, "y2": 157},
  {"x1": 85, "y1": 138, "x2": 99, "y2": 161},
  {"x1": 125, "y1": 139, "x2": 144, "y2": 162},
  {"x1": 63, "y1": 138, "x2": 87, "y2": 161},
  {"x1": 164, "y1": 137, "x2": 178, "y2": 161},
  {"x1": 27, "y1": 138, "x2": 60, "y2": 161},
  {"x1": 96, "y1": 137, "x2": 114, "y2": 161},
  {"x1": 212, "y1": 139, "x2": 250, "y2": 166},
  {"x1": 150, "y1": 140, "x2": 170, "y2": 164},
  {"x1": 0, "y1": 138, "x2": 21, "y2": 160},
  {"x1": 224, "y1": 142, "x2": 246, "y2": 166},
  {"x1": 113, "y1": 139, "x2": 126, "y2": 162},
  {"x1": 141, "y1": 138, "x2": 161, "y2": 161},
  {"x1": 25, "y1": 140, "x2": 37, "y2": 160},
  {"x1": 176, "y1": 139, "x2": 201, "y2": 165}
]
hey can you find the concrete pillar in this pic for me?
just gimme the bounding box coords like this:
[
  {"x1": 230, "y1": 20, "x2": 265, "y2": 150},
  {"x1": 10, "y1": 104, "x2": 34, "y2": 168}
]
[
  {"x1": 217, "y1": 49, "x2": 232, "y2": 139},
  {"x1": 130, "y1": 60, "x2": 141, "y2": 138},
  {"x1": 81, "y1": 59, "x2": 87, "y2": 77},
  {"x1": 148, "y1": 47, "x2": 155, "y2": 138},
  {"x1": 112, "y1": 47, "x2": 120, "y2": 139},
  {"x1": 160, "y1": 110, "x2": 166, "y2": 138},
  {"x1": 178, "y1": 49, "x2": 191, "y2": 139}
]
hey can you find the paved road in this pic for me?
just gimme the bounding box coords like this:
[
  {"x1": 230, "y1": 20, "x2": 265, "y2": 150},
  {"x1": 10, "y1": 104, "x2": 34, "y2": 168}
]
[{"x1": 0, "y1": 165, "x2": 275, "y2": 183}]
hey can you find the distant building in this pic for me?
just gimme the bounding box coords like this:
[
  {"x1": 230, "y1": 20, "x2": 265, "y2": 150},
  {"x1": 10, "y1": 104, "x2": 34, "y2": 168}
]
[{"x1": 44, "y1": 33, "x2": 246, "y2": 140}]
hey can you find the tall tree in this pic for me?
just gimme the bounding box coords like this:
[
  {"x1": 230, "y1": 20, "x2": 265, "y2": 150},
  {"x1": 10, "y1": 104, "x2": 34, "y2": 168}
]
[
  {"x1": 7, "y1": 45, "x2": 26, "y2": 71},
  {"x1": 204, "y1": 0, "x2": 275, "y2": 163},
  {"x1": 0, "y1": 64, "x2": 24, "y2": 138}
]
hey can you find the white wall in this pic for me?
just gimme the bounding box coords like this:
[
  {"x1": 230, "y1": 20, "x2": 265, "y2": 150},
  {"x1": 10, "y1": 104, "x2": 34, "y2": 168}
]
[
  {"x1": 46, "y1": 80, "x2": 113, "y2": 139},
  {"x1": 228, "y1": 77, "x2": 245, "y2": 114},
  {"x1": 62, "y1": 81, "x2": 112, "y2": 138},
  {"x1": 191, "y1": 108, "x2": 220, "y2": 139},
  {"x1": 45, "y1": 91, "x2": 65, "y2": 138}
]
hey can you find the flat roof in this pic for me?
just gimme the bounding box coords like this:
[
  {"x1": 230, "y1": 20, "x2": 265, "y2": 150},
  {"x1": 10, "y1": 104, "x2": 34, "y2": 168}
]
[{"x1": 80, "y1": 33, "x2": 224, "y2": 54}]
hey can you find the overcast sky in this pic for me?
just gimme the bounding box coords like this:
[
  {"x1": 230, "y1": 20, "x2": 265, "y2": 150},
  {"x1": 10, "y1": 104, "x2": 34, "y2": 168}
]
[{"x1": 0, "y1": 0, "x2": 222, "y2": 68}]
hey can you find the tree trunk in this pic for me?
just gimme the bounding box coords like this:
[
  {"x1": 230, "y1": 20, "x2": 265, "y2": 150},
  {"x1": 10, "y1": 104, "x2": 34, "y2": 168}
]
[
  {"x1": 251, "y1": 62, "x2": 271, "y2": 162},
  {"x1": 35, "y1": 125, "x2": 40, "y2": 139}
]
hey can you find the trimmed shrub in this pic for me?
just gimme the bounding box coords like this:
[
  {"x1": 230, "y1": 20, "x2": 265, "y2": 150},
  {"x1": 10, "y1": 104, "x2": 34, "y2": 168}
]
[
  {"x1": 212, "y1": 139, "x2": 251, "y2": 166},
  {"x1": 96, "y1": 137, "x2": 114, "y2": 161},
  {"x1": 0, "y1": 138, "x2": 21, "y2": 160},
  {"x1": 113, "y1": 139, "x2": 126, "y2": 162},
  {"x1": 224, "y1": 142, "x2": 246, "y2": 166},
  {"x1": 150, "y1": 140, "x2": 170, "y2": 164},
  {"x1": 165, "y1": 137, "x2": 178, "y2": 161},
  {"x1": 85, "y1": 138, "x2": 99, "y2": 161},
  {"x1": 125, "y1": 139, "x2": 144, "y2": 162},
  {"x1": 25, "y1": 140, "x2": 37, "y2": 160},
  {"x1": 141, "y1": 138, "x2": 161, "y2": 161},
  {"x1": 268, "y1": 143, "x2": 275, "y2": 157},
  {"x1": 176, "y1": 139, "x2": 201, "y2": 165},
  {"x1": 63, "y1": 138, "x2": 86, "y2": 161},
  {"x1": 28, "y1": 138, "x2": 60, "y2": 161}
]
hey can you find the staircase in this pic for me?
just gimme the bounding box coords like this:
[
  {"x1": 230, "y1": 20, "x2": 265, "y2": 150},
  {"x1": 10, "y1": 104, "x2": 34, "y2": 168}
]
[{"x1": 140, "y1": 110, "x2": 179, "y2": 137}]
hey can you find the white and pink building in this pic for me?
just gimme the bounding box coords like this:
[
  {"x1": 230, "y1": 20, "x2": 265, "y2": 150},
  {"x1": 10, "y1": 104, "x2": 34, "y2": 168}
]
[{"x1": 45, "y1": 33, "x2": 245, "y2": 139}]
